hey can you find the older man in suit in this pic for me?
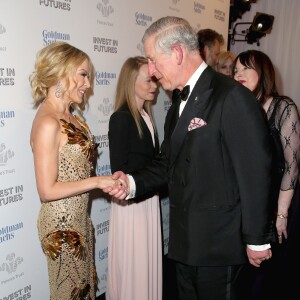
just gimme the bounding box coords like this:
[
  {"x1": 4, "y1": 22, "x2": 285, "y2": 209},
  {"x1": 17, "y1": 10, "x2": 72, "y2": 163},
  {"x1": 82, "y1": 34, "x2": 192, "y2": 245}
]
[{"x1": 105, "y1": 16, "x2": 274, "y2": 300}]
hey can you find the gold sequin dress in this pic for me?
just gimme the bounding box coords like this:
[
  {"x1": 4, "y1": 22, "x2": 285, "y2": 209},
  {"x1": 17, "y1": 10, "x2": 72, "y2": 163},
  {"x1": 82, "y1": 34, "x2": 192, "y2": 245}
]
[{"x1": 37, "y1": 116, "x2": 97, "y2": 300}]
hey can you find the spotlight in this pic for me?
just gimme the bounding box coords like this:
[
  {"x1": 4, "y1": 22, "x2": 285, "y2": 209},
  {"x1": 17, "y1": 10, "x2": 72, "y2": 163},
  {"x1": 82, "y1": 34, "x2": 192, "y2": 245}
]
[
  {"x1": 249, "y1": 12, "x2": 274, "y2": 34},
  {"x1": 230, "y1": 12, "x2": 275, "y2": 46},
  {"x1": 246, "y1": 12, "x2": 274, "y2": 44}
]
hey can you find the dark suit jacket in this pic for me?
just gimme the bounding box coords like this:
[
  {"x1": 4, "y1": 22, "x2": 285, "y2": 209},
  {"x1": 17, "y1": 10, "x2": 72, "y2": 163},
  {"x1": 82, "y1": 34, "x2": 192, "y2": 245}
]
[
  {"x1": 132, "y1": 67, "x2": 274, "y2": 266},
  {"x1": 108, "y1": 104, "x2": 159, "y2": 200}
]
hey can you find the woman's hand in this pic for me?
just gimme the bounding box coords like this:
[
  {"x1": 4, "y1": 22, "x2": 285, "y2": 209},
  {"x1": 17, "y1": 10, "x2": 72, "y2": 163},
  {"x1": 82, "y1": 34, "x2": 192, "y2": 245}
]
[
  {"x1": 276, "y1": 214, "x2": 288, "y2": 244},
  {"x1": 97, "y1": 175, "x2": 127, "y2": 195}
]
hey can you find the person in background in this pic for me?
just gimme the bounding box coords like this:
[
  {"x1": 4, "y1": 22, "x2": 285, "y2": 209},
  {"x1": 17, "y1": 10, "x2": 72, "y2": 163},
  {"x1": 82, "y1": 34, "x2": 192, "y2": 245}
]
[
  {"x1": 233, "y1": 49, "x2": 300, "y2": 300},
  {"x1": 216, "y1": 51, "x2": 236, "y2": 77},
  {"x1": 197, "y1": 28, "x2": 224, "y2": 68},
  {"x1": 30, "y1": 41, "x2": 120, "y2": 300},
  {"x1": 106, "y1": 56, "x2": 162, "y2": 300},
  {"x1": 106, "y1": 16, "x2": 274, "y2": 300}
]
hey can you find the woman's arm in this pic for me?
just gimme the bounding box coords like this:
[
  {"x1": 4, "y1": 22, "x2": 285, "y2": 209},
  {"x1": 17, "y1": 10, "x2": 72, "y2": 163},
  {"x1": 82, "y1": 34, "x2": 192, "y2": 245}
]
[
  {"x1": 276, "y1": 101, "x2": 300, "y2": 242},
  {"x1": 31, "y1": 116, "x2": 116, "y2": 202}
]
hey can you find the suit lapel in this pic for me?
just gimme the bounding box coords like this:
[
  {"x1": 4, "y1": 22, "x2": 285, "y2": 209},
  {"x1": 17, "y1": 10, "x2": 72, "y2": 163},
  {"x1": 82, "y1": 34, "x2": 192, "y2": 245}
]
[{"x1": 169, "y1": 67, "x2": 214, "y2": 165}]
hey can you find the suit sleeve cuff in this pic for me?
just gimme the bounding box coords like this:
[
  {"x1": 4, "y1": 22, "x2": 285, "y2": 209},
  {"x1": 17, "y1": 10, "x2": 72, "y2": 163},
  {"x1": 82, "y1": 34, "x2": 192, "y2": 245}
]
[
  {"x1": 247, "y1": 244, "x2": 271, "y2": 251},
  {"x1": 125, "y1": 174, "x2": 136, "y2": 200}
]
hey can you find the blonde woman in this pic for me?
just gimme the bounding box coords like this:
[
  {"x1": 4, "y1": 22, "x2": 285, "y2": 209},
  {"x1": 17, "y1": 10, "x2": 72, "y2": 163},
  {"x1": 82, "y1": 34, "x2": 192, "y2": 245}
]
[
  {"x1": 30, "y1": 41, "x2": 121, "y2": 300},
  {"x1": 216, "y1": 51, "x2": 236, "y2": 76},
  {"x1": 106, "y1": 56, "x2": 162, "y2": 300}
]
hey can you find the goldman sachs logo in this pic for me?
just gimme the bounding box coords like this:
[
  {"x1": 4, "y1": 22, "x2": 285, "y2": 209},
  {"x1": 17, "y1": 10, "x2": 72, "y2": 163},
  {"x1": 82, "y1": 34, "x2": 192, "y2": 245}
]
[
  {"x1": 42, "y1": 29, "x2": 71, "y2": 45},
  {"x1": 135, "y1": 12, "x2": 152, "y2": 27}
]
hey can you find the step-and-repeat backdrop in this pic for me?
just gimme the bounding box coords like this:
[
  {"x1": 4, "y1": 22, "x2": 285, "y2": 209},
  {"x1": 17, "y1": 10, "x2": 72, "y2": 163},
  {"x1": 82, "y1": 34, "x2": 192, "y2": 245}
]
[{"x1": 0, "y1": 0, "x2": 229, "y2": 298}]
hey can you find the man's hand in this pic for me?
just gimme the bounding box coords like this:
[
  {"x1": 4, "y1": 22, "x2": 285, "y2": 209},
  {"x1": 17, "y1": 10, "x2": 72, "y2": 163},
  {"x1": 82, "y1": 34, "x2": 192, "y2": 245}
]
[
  {"x1": 102, "y1": 171, "x2": 129, "y2": 200},
  {"x1": 247, "y1": 248, "x2": 272, "y2": 267}
]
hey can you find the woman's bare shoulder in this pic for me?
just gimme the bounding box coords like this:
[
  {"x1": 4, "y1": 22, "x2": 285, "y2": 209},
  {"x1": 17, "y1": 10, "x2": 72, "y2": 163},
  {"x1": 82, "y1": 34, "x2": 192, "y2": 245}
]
[{"x1": 30, "y1": 107, "x2": 62, "y2": 146}]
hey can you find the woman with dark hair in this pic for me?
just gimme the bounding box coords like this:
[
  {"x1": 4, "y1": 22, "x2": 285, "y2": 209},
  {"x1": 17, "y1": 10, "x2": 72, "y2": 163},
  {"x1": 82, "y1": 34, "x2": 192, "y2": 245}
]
[
  {"x1": 233, "y1": 49, "x2": 300, "y2": 299},
  {"x1": 106, "y1": 56, "x2": 162, "y2": 300}
]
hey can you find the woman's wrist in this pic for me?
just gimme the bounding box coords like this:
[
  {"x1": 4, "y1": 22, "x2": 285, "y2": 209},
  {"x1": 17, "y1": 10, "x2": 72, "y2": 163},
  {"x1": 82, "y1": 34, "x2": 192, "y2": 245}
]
[{"x1": 276, "y1": 213, "x2": 288, "y2": 219}]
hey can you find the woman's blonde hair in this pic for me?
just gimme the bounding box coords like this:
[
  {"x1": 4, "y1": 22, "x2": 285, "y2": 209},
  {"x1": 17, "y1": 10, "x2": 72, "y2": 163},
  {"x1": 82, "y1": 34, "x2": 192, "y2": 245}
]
[
  {"x1": 29, "y1": 41, "x2": 94, "y2": 113},
  {"x1": 217, "y1": 51, "x2": 236, "y2": 69},
  {"x1": 114, "y1": 56, "x2": 156, "y2": 138}
]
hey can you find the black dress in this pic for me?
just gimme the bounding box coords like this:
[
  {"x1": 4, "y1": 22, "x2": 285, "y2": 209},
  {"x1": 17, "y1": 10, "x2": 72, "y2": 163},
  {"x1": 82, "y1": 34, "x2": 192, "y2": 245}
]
[
  {"x1": 265, "y1": 97, "x2": 300, "y2": 299},
  {"x1": 238, "y1": 96, "x2": 300, "y2": 300}
]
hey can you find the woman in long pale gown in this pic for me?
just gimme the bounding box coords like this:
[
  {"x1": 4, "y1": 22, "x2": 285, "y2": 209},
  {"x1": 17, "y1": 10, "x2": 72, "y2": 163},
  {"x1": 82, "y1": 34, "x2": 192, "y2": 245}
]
[{"x1": 106, "y1": 56, "x2": 163, "y2": 300}]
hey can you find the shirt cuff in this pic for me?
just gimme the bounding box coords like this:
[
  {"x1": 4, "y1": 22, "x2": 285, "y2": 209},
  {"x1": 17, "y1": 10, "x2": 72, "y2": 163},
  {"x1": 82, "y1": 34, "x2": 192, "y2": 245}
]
[
  {"x1": 247, "y1": 244, "x2": 271, "y2": 251},
  {"x1": 125, "y1": 174, "x2": 136, "y2": 200}
]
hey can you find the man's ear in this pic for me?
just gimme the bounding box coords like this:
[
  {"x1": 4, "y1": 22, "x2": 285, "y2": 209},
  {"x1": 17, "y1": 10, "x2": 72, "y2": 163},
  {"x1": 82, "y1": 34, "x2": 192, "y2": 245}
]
[
  {"x1": 171, "y1": 44, "x2": 183, "y2": 65},
  {"x1": 203, "y1": 45, "x2": 210, "y2": 61}
]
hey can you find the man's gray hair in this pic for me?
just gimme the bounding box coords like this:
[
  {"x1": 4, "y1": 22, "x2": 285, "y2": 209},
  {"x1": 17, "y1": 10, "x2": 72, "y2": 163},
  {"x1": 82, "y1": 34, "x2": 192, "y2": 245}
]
[{"x1": 142, "y1": 16, "x2": 199, "y2": 55}]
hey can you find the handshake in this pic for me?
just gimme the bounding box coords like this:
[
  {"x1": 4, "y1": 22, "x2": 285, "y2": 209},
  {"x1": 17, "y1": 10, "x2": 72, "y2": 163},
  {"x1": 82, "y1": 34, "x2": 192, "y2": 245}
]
[{"x1": 101, "y1": 171, "x2": 130, "y2": 200}]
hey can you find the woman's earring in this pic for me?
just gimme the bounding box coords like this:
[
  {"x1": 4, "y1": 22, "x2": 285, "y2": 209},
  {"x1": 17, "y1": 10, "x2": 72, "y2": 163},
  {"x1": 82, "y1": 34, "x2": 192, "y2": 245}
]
[{"x1": 55, "y1": 80, "x2": 62, "y2": 98}]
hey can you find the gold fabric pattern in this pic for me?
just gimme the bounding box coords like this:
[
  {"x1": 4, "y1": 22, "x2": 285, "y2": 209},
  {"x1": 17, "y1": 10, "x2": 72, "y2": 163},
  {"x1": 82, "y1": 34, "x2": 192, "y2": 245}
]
[
  {"x1": 37, "y1": 116, "x2": 97, "y2": 300},
  {"x1": 42, "y1": 230, "x2": 87, "y2": 261},
  {"x1": 60, "y1": 115, "x2": 98, "y2": 160}
]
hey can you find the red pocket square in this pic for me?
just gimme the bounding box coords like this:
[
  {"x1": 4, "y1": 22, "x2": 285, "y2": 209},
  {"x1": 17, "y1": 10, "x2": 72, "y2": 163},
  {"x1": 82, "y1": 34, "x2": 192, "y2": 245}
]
[{"x1": 188, "y1": 117, "x2": 207, "y2": 131}]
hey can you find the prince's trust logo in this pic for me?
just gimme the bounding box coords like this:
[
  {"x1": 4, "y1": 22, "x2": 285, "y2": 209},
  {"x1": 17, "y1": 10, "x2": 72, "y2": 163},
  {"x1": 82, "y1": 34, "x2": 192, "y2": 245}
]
[
  {"x1": 98, "y1": 98, "x2": 113, "y2": 117},
  {"x1": 0, "y1": 253, "x2": 23, "y2": 275},
  {"x1": 0, "y1": 143, "x2": 15, "y2": 166},
  {"x1": 96, "y1": 0, "x2": 114, "y2": 18},
  {"x1": 194, "y1": 2, "x2": 205, "y2": 14},
  {"x1": 0, "y1": 143, "x2": 15, "y2": 176}
]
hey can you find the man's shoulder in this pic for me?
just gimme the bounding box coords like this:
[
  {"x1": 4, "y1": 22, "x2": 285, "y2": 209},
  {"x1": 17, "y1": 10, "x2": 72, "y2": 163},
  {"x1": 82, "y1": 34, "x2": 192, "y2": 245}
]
[{"x1": 213, "y1": 71, "x2": 238, "y2": 87}]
